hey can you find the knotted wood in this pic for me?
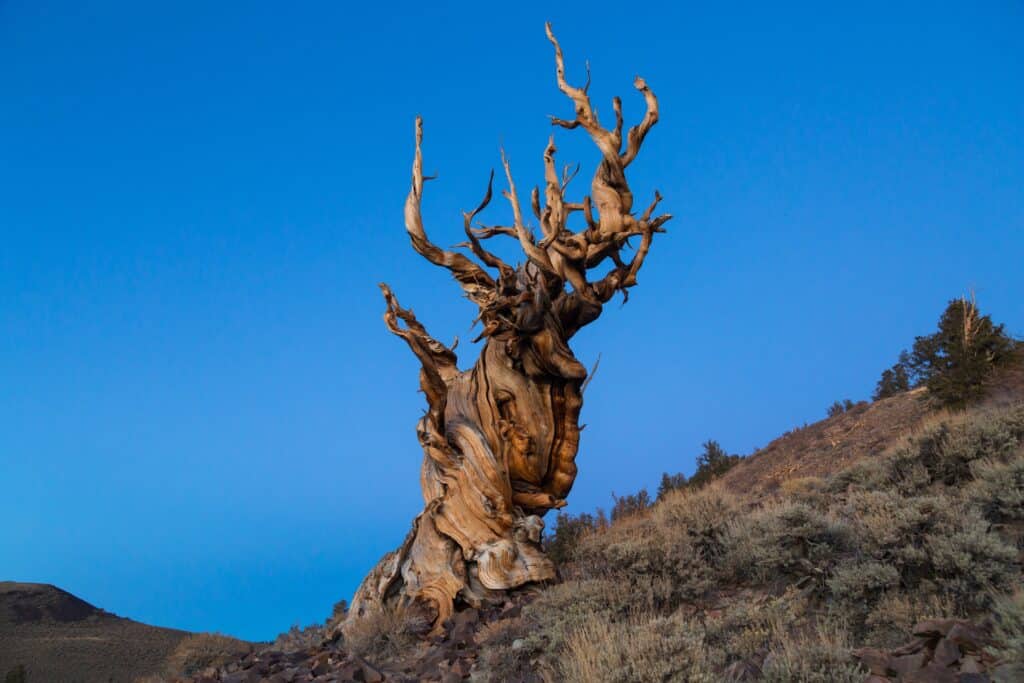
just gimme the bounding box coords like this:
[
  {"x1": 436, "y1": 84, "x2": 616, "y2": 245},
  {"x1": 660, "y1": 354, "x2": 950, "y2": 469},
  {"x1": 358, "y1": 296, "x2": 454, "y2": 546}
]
[{"x1": 342, "y1": 23, "x2": 670, "y2": 636}]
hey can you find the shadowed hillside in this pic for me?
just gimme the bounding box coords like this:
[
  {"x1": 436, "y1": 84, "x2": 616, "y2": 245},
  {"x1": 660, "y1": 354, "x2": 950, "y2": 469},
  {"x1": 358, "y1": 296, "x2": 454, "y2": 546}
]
[{"x1": 0, "y1": 583, "x2": 207, "y2": 683}]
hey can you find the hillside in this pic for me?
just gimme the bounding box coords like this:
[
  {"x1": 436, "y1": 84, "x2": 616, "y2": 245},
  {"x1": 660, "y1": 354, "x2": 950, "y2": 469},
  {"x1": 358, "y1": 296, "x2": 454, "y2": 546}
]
[
  {"x1": 11, "y1": 367, "x2": 1023, "y2": 682},
  {"x1": 0, "y1": 582, "x2": 191, "y2": 682},
  {"x1": 169, "y1": 368, "x2": 1024, "y2": 682},
  {"x1": 718, "y1": 389, "x2": 933, "y2": 498}
]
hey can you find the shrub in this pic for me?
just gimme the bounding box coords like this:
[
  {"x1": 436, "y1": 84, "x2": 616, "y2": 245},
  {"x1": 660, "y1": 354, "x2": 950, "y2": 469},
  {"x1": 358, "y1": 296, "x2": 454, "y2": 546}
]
[
  {"x1": 342, "y1": 606, "x2": 418, "y2": 662},
  {"x1": 521, "y1": 579, "x2": 635, "y2": 655},
  {"x1": 651, "y1": 484, "x2": 739, "y2": 567},
  {"x1": 724, "y1": 500, "x2": 851, "y2": 585},
  {"x1": 989, "y1": 591, "x2": 1024, "y2": 682},
  {"x1": 572, "y1": 519, "x2": 719, "y2": 609},
  {"x1": 546, "y1": 509, "x2": 608, "y2": 564},
  {"x1": 560, "y1": 612, "x2": 720, "y2": 683},
  {"x1": 703, "y1": 591, "x2": 806, "y2": 661},
  {"x1": 968, "y1": 456, "x2": 1024, "y2": 522},
  {"x1": 827, "y1": 561, "x2": 900, "y2": 610},
  {"x1": 570, "y1": 486, "x2": 741, "y2": 611},
  {"x1": 759, "y1": 621, "x2": 866, "y2": 683},
  {"x1": 271, "y1": 622, "x2": 326, "y2": 653},
  {"x1": 779, "y1": 476, "x2": 827, "y2": 505},
  {"x1": 837, "y1": 486, "x2": 1016, "y2": 611},
  {"x1": 827, "y1": 405, "x2": 1024, "y2": 493},
  {"x1": 862, "y1": 593, "x2": 960, "y2": 648},
  {"x1": 924, "y1": 512, "x2": 1017, "y2": 609},
  {"x1": 165, "y1": 633, "x2": 252, "y2": 677}
]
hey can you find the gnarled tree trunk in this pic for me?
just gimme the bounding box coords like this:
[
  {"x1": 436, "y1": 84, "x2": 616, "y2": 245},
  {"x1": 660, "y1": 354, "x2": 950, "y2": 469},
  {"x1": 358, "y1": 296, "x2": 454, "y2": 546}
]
[{"x1": 341, "y1": 23, "x2": 670, "y2": 636}]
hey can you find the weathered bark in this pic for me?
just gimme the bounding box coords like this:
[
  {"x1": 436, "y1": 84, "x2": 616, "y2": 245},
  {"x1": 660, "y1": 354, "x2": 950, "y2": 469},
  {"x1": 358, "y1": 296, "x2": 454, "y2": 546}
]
[{"x1": 341, "y1": 23, "x2": 670, "y2": 636}]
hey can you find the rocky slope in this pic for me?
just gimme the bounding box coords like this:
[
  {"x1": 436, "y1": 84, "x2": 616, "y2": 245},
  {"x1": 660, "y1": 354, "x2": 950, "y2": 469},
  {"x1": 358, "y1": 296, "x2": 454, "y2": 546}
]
[{"x1": 176, "y1": 374, "x2": 1024, "y2": 682}]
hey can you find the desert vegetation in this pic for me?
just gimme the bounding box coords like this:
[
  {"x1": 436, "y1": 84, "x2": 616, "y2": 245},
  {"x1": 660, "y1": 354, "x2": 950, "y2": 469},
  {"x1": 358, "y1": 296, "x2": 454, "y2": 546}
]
[{"x1": 471, "y1": 399, "x2": 1024, "y2": 681}]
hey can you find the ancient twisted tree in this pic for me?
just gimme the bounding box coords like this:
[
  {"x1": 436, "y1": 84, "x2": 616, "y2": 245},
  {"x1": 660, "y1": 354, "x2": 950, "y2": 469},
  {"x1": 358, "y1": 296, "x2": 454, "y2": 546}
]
[{"x1": 343, "y1": 23, "x2": 670, "y2": 635}]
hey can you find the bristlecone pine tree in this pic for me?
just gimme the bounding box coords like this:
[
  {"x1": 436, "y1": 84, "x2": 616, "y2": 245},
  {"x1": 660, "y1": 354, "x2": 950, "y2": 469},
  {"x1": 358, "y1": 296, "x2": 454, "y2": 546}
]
[{"x1": 340, "y1": 24, "x2": 670, "y2": 636}]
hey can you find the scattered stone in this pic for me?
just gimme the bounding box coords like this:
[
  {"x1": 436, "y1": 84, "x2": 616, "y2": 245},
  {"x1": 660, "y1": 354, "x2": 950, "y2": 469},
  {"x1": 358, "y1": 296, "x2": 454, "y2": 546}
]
[
  {"x1": 932, "y1": 637, "x2": 962, "y2": 667},
  {"x1": 957, "y1": 674, "x2": 990, "y2": 683},
  {"x1": 913, "y1": 619, "x2": 958, "y2": 638},
  {"x1": 946, "y1": 623, "x2": 988, "y2": 654},
  {"x1": 959, "y1": 656, "x2": 982, "y2": 674},
  {"x1": 854, "y1": 647, "x2": 892, "y2": 675},
  {"x1": 902, "y1": 662, "x2": 958, "y2": 683},
  {"x1": 890, "y1": 651, "x2": 927, "y2": 676}
]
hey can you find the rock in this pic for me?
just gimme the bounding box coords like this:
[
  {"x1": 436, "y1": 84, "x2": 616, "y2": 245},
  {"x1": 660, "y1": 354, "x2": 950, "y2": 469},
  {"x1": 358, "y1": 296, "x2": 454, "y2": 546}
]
[
  {"x1": 360, "y1": 660, "x2": 385, "y2": 683},
  {"x1": 450, "y1": 658, "x2": 473, "y2": 677},
  {"x1": 946, "y1": 623, "x2": 988, "y2": 654},
  {"x1": 511, "y1": 639, "x2": 526, "y2": 650},
  {"x1": 957, "y1": 674, "x2": 990, "y2": 683},
  {"x1": 903, "y1": 663, "x2": 957, "y2": 683},
  {"x1": 932, "y1": 637, "x2": 962, "y2": 667},
  {"x1": 891, "y1": 638, "x2": 928, "y2": 657},
  {"x1": 854, "y1": 647, "x2": 892, "y2": 675},
  {"x1": 222, "y1": 672, "x2": 261, "y2": 683},
  {"x1": 499, "y1": 603, "x2": 522, "y2": 620},
  {"x1": 334, "y1": 661, "x2": 362, "y2": 682},
  {"x1": 306, "y1": 651, "x2": 331, "y2": 676},
  {"x1": 890, "y1": 651, "x2": 927, "y2": 676},
  {"x1": 913, "y1": 619, "x2": 958, "y2": 638},
  {"x1": 959, "y1": 656, "x2": 982, "y2": 674}
]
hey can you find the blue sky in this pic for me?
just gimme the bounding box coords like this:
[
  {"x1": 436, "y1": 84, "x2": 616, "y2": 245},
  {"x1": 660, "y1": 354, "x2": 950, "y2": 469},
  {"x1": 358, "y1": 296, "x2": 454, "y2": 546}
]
[{"x1": 1, "y1": 1, "x2": 1022, "y2": 641}]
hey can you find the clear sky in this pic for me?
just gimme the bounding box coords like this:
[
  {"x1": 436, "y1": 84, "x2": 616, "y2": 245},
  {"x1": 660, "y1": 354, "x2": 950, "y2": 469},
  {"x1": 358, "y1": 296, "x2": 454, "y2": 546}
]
[{"x1": 2, "y1": 1, "x2": 1022, "y2": 641}]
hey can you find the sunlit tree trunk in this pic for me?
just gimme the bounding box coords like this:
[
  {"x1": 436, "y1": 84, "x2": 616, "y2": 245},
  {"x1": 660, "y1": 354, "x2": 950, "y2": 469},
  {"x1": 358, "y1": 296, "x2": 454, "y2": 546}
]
[{"x1": 341, "y1": 23, "x2": 670, "y2": 635}]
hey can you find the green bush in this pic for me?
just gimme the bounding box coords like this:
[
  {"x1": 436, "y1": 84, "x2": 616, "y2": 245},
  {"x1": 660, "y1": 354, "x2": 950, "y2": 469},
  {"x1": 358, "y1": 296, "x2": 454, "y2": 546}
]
[
  {"x1": 989, "y1": 591, "x2": 1024, "y2": 682},
  {"x1": 924, "y1": 512, "x2": 1017, "y2": 609},
  {"x1": 968, "y1": 457, "x2": 1024, "y2": 522},
  {"x1": 759, "y1": 622, "x2": 866, "y2": 683},
  {"x1": 560, "y1": 613, "x2": 720, "y2": 683},
  {"x1": 725, "y1": 500, "x2": 851, "y2": 584},
  {"x1": 827, "y1": 561, "x2": 900, "y2": 609}
]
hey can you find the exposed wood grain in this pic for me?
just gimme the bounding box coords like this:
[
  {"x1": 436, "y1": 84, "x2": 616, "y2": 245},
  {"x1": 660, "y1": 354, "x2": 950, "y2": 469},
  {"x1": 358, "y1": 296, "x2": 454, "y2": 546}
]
[{"x1": 342, "y1": 23, "x2": 670, "y2": 636}]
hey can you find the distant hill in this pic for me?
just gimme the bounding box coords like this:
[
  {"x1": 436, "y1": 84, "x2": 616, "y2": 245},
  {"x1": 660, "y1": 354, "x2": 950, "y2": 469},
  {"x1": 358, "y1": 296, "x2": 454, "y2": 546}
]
[{"x1": 0, "y1": 582, "x2": 188, "y2": 682}]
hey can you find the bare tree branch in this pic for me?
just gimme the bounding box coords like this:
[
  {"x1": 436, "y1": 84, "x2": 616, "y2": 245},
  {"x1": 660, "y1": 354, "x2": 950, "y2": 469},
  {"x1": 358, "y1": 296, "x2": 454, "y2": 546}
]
[{"x1": 404, "y1": 117, "x2": 496, "y2": 306}]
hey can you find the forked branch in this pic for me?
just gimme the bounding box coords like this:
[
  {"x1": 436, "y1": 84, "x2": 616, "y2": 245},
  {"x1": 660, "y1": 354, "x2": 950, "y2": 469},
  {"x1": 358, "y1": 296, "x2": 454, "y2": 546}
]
[{"x1": 404, "y1": 117, "x2": 496, "y2": 307}]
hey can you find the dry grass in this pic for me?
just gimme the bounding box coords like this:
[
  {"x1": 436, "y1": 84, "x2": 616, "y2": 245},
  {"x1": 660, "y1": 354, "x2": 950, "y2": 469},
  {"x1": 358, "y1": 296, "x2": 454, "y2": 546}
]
[
  {"x1": 560, "y1": 612, "x2": 719, "y2": 683},
  {"x1": 481, "y1": 396, "x2": 1024, "y2": 680},
  {"x1": 164, "y1": 632, "x2": 252, "y2": 677},
  {"x1": 717, "y1": 388, "x2": 934, "y2": 497},
  {"x1": 342, "y1": 604, "x2": 419, "y2": 662}
]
